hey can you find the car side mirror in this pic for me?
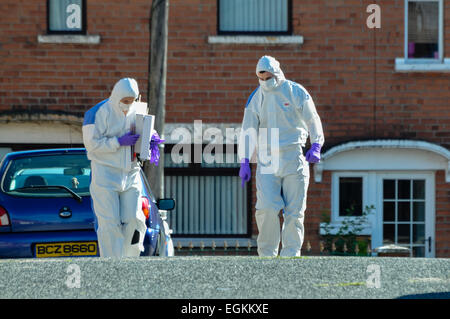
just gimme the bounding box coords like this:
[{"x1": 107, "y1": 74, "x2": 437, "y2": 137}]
[{"x1": 157, "y1": 198, "x2": 175, "y2": 211}]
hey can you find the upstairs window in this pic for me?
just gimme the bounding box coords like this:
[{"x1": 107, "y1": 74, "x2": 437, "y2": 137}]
[
  {"x1": 405, "y1": 0, "x2": 443, "y2": 61},
  {"x1": 218, "y1": 0, "x2": 292, "y2": 35},
  {"x1": 47, "y1": 0, "x2": 86, "y2": 34}
]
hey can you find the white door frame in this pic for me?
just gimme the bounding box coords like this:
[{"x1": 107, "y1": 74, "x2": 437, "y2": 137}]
[{"x1": 374, "y1": 171, "x2": 435, "y2": 257}]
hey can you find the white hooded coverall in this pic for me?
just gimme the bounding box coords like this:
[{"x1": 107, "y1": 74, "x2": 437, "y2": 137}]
[
  {"x1": 238, "y1": 56, "x2": 325, "y2": 257},
  {"x1": 82, "y1": 78, "x2": 147, "y2": 257}
]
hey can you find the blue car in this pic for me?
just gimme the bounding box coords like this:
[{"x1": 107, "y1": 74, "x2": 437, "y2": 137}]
[{"x1": 0, "y1": 148, "x2": 174, "y2": 258}]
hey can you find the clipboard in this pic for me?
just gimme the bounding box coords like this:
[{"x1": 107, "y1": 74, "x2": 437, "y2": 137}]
[
  {"x1": 135, "y1": 113, "x2": 155, "y2": 161},
  {"x1": 130, "y1": 102, "x2": 155, "y2": 161}
]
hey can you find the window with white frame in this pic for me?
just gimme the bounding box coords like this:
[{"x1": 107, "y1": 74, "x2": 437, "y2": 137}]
[
  {"x1": 218, "y1": 0, "x2": 292, "y2": 35},
  {"x1": 47, "y1": 0, "x2": 86, "y2": 34},
  {"x1": 332, "y1": 173, "x2": 368, "y2": 219},
  {"x1": 405, "y1": 0, "x2": 443, "y2": 61},
  {"x1": 339, "y1": 177, "x2": 363, "y2": 217}
]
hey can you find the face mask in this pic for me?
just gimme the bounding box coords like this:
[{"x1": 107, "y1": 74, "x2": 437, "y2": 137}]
[
  {"x1": 118, "y1": 102, "x2": 133, "y2": 112},
  {"x1": 259, "y1": 77, "x2": 277, "y2": 91}
]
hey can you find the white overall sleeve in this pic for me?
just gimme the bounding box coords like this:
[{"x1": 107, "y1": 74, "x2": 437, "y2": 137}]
[
  {"x1": 82, "y1": 108, "x2": 120, "y2": 154},
  {"x1": 238, "y1": 89, "x2": 260, "y2": 161},
  {"x1": 302, "y1": 94, "x2": 325, "y2": 146}
]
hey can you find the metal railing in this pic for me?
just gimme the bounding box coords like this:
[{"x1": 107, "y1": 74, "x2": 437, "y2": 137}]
[
  {"x1": 317, "y1": 240, "x2": 372, "y2": 257},
  {"x1": 175, "y1": 240, "x2": 257, "y2": 256},
  {"x1": 173, "y1": 240, "x2": 372, "y2": 257}
]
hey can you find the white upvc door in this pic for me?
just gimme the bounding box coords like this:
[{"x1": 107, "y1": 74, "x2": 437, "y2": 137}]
[{"x1": 373, "y1": 172, "x2": 435, "y2": 257}]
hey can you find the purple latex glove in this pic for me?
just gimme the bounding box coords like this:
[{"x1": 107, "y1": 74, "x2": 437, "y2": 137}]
[
  {"x1": 305, "y1": 143, "x2": 322, "y2": 163},
  {"x1": 239, "y1": 158, "x2": 251, "y2": 188},
  {"x1": 118, "y1": 131, "x2": 140, "y2": 146},
  {"x1": 149, "y1": 132, "x2": 165, "y2": 166}
]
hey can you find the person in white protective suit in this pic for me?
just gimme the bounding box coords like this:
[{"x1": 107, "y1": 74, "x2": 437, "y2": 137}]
[
  {"x1": 82, "y1": 77, "x2": 155, "y2": 258},
  {"x1": 238, "y1": 56, "x2": 325, "y2": 257}
]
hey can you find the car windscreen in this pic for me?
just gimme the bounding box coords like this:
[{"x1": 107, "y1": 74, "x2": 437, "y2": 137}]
[{"x1": 1, "y1": 154, "x2": 91, "y2": 197}]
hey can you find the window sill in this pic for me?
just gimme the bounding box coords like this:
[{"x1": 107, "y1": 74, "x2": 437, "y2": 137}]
[
  {"x1": 208, "y1": 35, "x2": 303, "y2": 45},
  {"x1": 395, "y1": 58, "x2": 450, "y2": 72},
  {"x1": 319, "y1": 222, "x2": 372, "y2": 236},
  {"x1": 37, "y1": 34, "x2": 101, "y2": 44}
]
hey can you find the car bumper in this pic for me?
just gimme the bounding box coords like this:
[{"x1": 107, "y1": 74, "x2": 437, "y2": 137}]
[
  {"x1": 141, "y1": 227, "x2": 159, "y2": 256},
  {"x1": 0, "y1": 230, "x2": 98, "y2": 258},
  {"x1": 0, "y1": 228, "x2": 159, "y2": 258}
]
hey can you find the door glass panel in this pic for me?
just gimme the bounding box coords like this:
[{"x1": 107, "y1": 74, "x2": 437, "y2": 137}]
[
  {"x1": 398, "y1": 180, "x2": 411, "y2": 199},
  {"x1": 383, "y1": 224, "x2": 395, "y2": 244},
  {"x1": 413, "y1": 224, "x2": 425, "y2": 244},
  {"x1": 383, "y1": 201, "x2": 395, "y2": 222},
  {"x1": 413, "y1": 180, "x2": 425, "y2": 199},
  {"x1": 383, "y1": 179, "x2": 395, "y2": 199},
  {"x1": 398, "y1": 202, "x2": 410, "y2": 221},
  {"x1": 413, "y1": 246, "x2": 425, "y2": 257},
  {"x1": 413, "y1": 202, "x2": 425, "y2": 222},
  {"x1": 397, "y1": 224, "x2": 410, "y2": 244}
]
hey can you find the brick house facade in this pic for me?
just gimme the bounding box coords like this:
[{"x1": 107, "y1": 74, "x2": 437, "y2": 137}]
[{"x1": 0, "y1": 0, "x2": 448, "y2": 257}]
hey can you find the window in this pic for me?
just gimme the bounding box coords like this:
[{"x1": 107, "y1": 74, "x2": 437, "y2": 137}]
[
  {"x1": 1, "y1": 154, "x2": 91, "y2": 197},
  {"x1": 405, "y1": 0, "x2": 443, "y2": 61},
  {"x1": 332, "y1": 173, "x2": 368, "y2": 220},
  {"x1": 218, "y1": 0, "x2": 292, "y2": 35},
  {"x1": 382, "y1": 179, "x2": 427, "y2": 257},
  {"x1": 163, "y1": 144, "x2": 251, "y2": 237},
  {"x1": 339, "y1": 177, "x2": 363, "y2": 217},
  {"x1": 47, "y1": 0, "x2": 86, "y2": 34}
]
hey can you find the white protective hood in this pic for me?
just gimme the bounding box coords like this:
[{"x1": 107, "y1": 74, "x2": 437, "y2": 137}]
[
  {"x1": 109, "y1": 78, "x2": 140, "y2": 113},
  {"x1": 256, "y1": 55, "x2": 286, "y2": 87}
]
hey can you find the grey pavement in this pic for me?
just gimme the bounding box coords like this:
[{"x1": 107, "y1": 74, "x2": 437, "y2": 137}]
[{"x1": 0, "y1": 256, "x2": 449, "y2": 299}]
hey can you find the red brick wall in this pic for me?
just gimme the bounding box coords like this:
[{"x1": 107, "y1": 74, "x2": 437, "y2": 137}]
[
  {"x1": 305, "y1": 170, "x2": 332, "y2": 255},
  {"x1": 436, "y1": 170, "x2": 450, "y2": 258},
  {"x1": 0, "y1": 0, "x2": 151, "y2": 119},
  {"x1": 1, "y1": 0, "x2": 448, "y2": 143}
]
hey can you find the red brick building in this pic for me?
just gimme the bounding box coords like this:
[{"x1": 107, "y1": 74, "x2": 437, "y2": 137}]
[{"x1": 0, "y1": 0, "x2": 448, "y2": 257}]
